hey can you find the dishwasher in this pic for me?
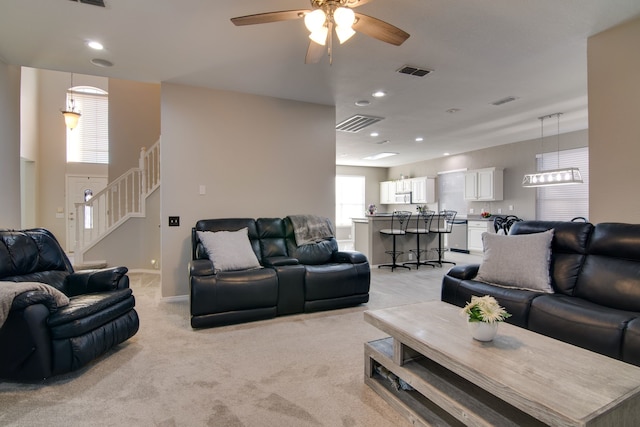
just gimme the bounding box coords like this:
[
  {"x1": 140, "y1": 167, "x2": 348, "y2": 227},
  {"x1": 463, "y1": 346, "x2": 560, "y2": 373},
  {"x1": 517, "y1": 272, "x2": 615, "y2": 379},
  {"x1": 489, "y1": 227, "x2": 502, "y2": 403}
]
[{"x1": 447, "y1": 219, "x2": 469, "y2": 253}]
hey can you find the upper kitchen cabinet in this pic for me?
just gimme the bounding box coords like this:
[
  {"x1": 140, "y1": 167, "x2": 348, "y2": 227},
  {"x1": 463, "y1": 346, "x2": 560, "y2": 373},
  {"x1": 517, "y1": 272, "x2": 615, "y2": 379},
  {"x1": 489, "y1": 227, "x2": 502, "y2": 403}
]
[
  {"x1": 395, "y1": 179, "x2": 412, "y2": 193},
  {"x1": 380, "y1": 181, "x2": 396, "y2": 204},
  {"x1": 464, "y1": 167, "x2": 503, "y2": 201},
  {"x1": 411, "y1": 177, "x2": 435, "y2": 204}
]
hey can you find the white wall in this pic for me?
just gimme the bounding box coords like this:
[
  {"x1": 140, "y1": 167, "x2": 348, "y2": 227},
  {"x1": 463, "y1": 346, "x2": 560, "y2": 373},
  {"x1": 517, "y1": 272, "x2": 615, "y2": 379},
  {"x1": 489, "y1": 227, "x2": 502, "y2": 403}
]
[
  {"x1": 0, "y1": 62, "x2": 21, "y2": 228},
  {"x1": 160, "y1": 83, "x2": 336, "y2": 297},
  {"x1": 588, "y1": 16, "x2": 640, "y2": 223}
]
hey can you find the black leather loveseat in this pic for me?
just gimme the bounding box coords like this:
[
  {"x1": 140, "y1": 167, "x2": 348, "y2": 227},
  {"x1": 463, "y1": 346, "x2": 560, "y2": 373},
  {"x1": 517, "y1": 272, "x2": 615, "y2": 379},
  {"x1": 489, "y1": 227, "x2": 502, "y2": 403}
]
[
  {"x1": 0, "y1": 228, "x2": 139, "y2": 380},
  {"x1": 189, "y1": 217, "x2": 370, "y2": 328},
  {"x1": 442, "y1": 220, "x2": 640, "y2": 366}
]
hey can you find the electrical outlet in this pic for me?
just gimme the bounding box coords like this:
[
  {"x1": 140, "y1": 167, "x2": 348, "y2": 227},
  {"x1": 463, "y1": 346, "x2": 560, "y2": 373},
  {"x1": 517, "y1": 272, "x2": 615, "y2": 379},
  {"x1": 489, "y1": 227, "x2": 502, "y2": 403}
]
[
  {"x1": 408, "y1": 253, "x2": 414, "y2": 261},
  {"x1": 497, "y1": 208, "x2": 502, "y2": 214},
  {"x1": 168, "y1": 216, "x2": 180, "y2": 227},
  {"x1": 509, "y1": 205, "x2": 514, "y2": 211},
  {"x1": 469, "y1": 208, "x2": 475, "y2": 214}
]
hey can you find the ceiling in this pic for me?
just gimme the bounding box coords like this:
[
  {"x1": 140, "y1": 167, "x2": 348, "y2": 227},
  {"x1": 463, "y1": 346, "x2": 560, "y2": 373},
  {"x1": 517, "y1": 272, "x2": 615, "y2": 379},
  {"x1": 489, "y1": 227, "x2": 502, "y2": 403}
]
[{"x1": 1, "y1": 0, "x2": 639, "y2": 168}]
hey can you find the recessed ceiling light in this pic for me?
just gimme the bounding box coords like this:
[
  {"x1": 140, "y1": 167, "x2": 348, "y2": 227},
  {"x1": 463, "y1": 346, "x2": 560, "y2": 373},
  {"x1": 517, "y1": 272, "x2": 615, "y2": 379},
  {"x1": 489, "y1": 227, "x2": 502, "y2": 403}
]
[
  {"x1": 443, "y1": 152, "x2": 451, "y2": 156},
  {"x1": 446, "y1": 108, "x2": 461, "y2": 114},
  {"x1": 363, "y1": 152, "x2": 398, "y2": 160},
  {"x1": 90, "y1": 58, "x2": 113, "y2": 67},
  {"x1": 372, "y1": 90, "x2": 386, "y2": 98},
  {"x1": 370, "y1": 132, "x2": 379, "y2": 137},
  {"x1": 375, "y1": 140, "x2": 390, "y2": 145},
  {"x1": 415, "y1": 137, "x2": 424, "y2": 142},
  {"x1": 355, "y1": 100, "x2": 370, "y2": 107},
  {"x1": 87, "y1": 40, "x2": 104, "y2": 50}
]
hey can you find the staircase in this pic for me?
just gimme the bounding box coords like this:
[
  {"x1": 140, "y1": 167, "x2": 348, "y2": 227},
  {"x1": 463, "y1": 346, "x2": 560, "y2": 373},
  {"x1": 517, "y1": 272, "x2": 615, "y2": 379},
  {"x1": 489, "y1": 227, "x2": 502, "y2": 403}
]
[{"x1": 73, "y1": 139, "x2": 160, "y2": 265}]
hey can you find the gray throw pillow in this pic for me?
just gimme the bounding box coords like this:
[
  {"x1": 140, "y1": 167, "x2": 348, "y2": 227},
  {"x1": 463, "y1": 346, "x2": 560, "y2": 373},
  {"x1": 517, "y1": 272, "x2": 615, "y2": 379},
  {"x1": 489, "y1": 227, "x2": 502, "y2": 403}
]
[
  {"x1": 475, "y1": 229, "x2": 554, "y2": 293},
  {"x1": 197, "y1": 228, "x2": 261, "y2": 272}
]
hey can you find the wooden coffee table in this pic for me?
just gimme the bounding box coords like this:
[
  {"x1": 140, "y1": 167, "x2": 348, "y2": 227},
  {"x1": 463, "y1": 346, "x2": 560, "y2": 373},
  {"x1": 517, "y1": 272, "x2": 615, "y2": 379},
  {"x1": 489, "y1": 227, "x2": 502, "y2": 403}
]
[{"x1": 364, "y1": 300, "x2": 640, "y2": 426}]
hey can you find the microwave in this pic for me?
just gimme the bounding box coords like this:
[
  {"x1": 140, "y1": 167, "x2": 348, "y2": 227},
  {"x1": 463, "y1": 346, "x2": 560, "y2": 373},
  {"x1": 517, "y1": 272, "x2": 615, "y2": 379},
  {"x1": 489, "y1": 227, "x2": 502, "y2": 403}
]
[{"x1": 394, "y1": 192, "x2": 412, "y2": 204}]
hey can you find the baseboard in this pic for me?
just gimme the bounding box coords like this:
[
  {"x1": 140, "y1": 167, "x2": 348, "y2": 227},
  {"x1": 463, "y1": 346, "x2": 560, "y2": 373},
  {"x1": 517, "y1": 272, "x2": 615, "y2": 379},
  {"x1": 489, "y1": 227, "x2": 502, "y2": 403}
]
[
  {"x1": 128, "y1": 268, "x2": 161, "y2": 274},
  {"x1": 162, "y1": 294, "x2": 188, "y2": 303}
]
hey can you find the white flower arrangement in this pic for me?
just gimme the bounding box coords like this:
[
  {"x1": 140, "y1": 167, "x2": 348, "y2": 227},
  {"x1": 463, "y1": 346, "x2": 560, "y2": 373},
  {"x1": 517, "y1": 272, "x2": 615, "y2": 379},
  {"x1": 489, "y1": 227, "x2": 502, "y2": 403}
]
[{"x1": 461, "y1": 295, "x2": 511, "y2": 323}]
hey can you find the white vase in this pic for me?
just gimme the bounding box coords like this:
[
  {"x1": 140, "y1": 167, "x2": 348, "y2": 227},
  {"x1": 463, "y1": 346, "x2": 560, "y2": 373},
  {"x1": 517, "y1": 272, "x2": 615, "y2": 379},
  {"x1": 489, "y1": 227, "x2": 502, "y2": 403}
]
[{"x1": 467, "y1": 321, "x2": 499, "y2": 342}]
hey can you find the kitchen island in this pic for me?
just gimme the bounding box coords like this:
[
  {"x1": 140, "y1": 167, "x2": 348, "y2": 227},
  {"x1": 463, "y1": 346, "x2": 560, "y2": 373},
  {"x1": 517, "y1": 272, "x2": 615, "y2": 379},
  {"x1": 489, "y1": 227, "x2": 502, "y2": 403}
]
[{"x1": 353, "y1": 214, "x2": 441, "y2": 266}]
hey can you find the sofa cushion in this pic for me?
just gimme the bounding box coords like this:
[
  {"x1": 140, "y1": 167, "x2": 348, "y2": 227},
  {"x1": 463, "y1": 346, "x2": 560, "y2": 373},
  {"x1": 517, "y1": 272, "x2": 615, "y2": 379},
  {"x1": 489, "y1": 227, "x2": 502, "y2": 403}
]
[
  {"x1": 197, "y1": 228, "x2": 261, "y2": 272},
  {"x1": 622, "y1": 317, "x2": 640, "y2": 366},
  {"x1": 575, "y1": 223, "x2": 640, "y2": 311},
  {"x1": 529, "y1": 294, "x2": 636, "y2": 359},
  {"x1": 475, "y1": 229, "x2": 554, "y2": 293},
  {"x1": 510, "y1": 221, "x2": 593, "y2": 295},
  {"x1": 289, "y1": 239, "x2": 336, "y2": 265}
]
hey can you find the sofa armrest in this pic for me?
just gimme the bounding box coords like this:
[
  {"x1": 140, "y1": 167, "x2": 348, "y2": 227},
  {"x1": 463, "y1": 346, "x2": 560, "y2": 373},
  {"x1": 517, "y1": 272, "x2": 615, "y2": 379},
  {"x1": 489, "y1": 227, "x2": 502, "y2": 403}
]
[
  {"x1": 446, "y1": 264, "x2": 480, "y2": 280},
  {"x1": 65, "y1": 266, "x2": 129, "y2": 296},
  {"x1": 10, "y1": 291, "x2": 60, "y2": 313},
  {"x1": 262, "y1": 256, "x2": 300, "y2": 267},
  {"x1": 333, "y1": 250, "x2": 368, "y2": 264},
  {"x1": 189, "y1": 259, "x2": 215, "y2": 277}
]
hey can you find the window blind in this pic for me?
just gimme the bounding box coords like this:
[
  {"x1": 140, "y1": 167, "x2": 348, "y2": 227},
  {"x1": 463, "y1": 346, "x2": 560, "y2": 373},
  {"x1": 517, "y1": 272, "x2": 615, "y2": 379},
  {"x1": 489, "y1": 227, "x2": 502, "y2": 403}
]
[
  {"x1": 66, "y1": 89, "x2": 109, "y2": 164},
  {"x1": 536, "y1": 147, "x2": 589, "y2": 221}
]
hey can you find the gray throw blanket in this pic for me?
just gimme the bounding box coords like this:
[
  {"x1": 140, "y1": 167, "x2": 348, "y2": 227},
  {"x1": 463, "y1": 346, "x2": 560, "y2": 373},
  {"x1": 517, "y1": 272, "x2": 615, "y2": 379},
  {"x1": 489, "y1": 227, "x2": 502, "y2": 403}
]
[
  {"x1": 288, "y1": 215, "x2": 335, "y2": 246},
  {"x1": 0, "y1": 281, "x2": 70, "y2": 328}
]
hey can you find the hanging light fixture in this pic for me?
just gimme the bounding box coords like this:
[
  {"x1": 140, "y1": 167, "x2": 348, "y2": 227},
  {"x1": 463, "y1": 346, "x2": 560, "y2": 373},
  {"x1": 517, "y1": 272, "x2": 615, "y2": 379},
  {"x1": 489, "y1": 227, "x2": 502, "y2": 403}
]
[
  {"x1": 522, "y1": 113, "x2": 583, "y2": 188},
  {"x1": 61, "y1": 73, "x2": 81, "y2": 130}
]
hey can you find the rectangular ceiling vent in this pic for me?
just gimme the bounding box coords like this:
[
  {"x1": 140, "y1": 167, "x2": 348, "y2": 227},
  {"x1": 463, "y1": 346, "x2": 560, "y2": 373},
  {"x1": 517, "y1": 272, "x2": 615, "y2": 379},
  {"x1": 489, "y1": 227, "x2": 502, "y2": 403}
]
[
  {"x1": 336, "y1": 115, "x2": 384, "y2": 133},
  {"x1": 397, "y1": 65, "x2": 433, "y2": 77},
  {"x1": 68, "y1": 0, "x2": 106, "y2": 7},
  {"x1": 491, "y1": 96, "x2": 519, "y2": 106}
]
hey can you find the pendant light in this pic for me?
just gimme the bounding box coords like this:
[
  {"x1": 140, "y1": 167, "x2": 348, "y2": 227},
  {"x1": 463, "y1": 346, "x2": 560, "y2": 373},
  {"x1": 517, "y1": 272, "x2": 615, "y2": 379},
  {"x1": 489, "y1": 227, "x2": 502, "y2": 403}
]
[
  {"x1": 522, "y1": 113, "x2": 583, "y2": 188},
  {"x1": 61, "y1": 73, "x2": 81, "y2": 130}
]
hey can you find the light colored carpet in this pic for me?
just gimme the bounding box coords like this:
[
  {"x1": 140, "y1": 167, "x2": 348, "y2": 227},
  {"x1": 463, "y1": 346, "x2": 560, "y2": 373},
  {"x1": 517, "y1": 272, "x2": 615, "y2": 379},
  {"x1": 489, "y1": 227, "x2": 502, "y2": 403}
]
[{"x1": 0, "y1": 253, "x2": 479, "y2": 426}]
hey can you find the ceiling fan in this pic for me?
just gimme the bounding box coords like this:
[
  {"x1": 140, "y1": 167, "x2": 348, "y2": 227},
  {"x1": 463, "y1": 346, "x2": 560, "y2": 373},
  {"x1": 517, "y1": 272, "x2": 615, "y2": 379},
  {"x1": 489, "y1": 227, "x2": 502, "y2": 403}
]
[{"x1": 231, "y1": 0, "x2": 410, "y2": 64}]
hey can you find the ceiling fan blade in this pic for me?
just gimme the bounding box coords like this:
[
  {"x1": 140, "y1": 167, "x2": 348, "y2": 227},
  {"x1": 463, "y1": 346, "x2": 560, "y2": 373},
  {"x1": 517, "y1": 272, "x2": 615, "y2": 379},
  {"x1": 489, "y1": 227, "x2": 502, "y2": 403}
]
[
  {"x1": 352, "y1": 13, "x2": 410, "y2": 46},
  {"x1": 344, "y1": 0, "x2": 375, "y2": 7},
  {"x1": 305, "y1": 40, "x2": 326, "y2": 64},
  {"x1": 231, "y1": 10, "x2": 309, "y2": 26}
]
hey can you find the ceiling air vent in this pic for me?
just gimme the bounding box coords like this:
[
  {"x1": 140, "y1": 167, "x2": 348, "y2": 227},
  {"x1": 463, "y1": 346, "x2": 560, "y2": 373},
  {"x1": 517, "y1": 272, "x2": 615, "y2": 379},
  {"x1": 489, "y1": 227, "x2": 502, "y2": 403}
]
[
  {"x1": 491, "y1": 96, "x2": 519, "y2": 106},
  {"x1": 397, "y1": 65, "x2": 433, "y2": 77},
  {"x1": 336, "y1": 115, "x2": 384, "y2": 133},
  {"x1": 69, "y1": 0, "x2": 106, "y2": 7}
]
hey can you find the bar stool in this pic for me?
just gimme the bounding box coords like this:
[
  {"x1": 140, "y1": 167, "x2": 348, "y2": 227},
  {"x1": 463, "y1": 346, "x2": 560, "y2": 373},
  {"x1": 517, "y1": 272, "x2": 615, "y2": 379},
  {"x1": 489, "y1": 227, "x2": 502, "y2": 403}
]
[
  {"x1": 378, "y1": 210, "x2": 412, "y2": 271},
  {"x1": 403, "y1": 210, "x2": 436, "y2": 269},
  {"x1": 429, "y1": 210, "x2": 457, "y2": 267}
]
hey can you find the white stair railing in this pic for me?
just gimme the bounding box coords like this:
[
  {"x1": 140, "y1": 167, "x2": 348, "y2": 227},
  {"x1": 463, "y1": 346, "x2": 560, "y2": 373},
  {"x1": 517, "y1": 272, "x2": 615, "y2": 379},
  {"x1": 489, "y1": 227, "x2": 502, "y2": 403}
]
[{"x1": 74, "y1": 139, "x2": 160, "y2": 265}]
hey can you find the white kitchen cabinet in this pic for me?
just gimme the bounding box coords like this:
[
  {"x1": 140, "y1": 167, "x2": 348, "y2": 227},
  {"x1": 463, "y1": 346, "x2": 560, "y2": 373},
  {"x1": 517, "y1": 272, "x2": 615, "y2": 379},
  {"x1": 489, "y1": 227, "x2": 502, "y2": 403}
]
[
  {"x1": 467, "y1": 220, "x2": 492, "y2": 253},
  {"x1": 395, "y1": 179, "x2": 412, "y2": 193},
  {"x1": 411, "y1": 177, "x2": 435, "y2": 204},
  {"x1": 379, "y1": 181, "x2": 396, "y2": 204},
  {"x1": 464, "y1": 167, "x2": 504, "y2": 201}
]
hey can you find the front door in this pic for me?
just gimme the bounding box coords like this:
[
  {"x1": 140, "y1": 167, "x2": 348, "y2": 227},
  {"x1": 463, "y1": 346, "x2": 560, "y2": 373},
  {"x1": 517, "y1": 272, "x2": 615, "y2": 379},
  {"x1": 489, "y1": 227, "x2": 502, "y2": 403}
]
[{"x1": 66, "y1": 175, "x2": 107, "y2": 252}]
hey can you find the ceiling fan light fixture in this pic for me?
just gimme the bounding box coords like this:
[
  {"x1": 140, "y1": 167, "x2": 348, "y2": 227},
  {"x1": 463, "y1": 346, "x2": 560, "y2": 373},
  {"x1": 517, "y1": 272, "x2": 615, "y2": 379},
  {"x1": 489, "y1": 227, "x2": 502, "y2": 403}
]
[
  {"x1": 309, "y1": 26, "x2": 328, "y2": 45},
  {"x1": 336, "y1": 25, "x2": 355, "y2": 44},
  {"x1": 304, "y1": 9, "x2": 326, "y2": 32},
  {"x1": 333, "y1": 7, "x2": 355, "y2": 27}
]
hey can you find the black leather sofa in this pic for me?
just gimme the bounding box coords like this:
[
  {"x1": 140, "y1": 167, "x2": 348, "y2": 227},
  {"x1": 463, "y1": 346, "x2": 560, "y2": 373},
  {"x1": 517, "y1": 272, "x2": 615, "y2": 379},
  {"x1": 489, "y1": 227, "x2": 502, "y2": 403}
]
[
  {"x1": 442, "y1": 220, "x2": 640, "y2": 366},
  {"x1": 0, "y1": 228, "x2": 139, "y2": 380},
  {"x1": 189, "y1": 217, "x2": 370, "y2": 328}
]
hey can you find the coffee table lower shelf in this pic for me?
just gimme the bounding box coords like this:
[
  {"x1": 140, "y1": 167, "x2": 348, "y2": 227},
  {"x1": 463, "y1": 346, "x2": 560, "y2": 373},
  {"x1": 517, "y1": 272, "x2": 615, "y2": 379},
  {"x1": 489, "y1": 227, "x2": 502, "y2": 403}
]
[{"x1": 365, "y1": 337, "x2": 546, "y2": 427}]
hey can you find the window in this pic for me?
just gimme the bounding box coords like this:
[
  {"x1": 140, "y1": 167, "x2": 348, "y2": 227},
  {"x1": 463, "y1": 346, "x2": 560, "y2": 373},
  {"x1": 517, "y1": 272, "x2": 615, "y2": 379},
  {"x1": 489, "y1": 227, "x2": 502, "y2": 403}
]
[
  {"x1": 66, "y1": 86, "x2": 109, "y2": 164},
  {"x1": 84, "y1": 189, "x2": 94, "y2": 229},
  {"x1": 536, "y1": 147, "x2": 589, "y2": 221},
  {"x1": 336, "y1": 175, "x2": 365, "y2": 227}
]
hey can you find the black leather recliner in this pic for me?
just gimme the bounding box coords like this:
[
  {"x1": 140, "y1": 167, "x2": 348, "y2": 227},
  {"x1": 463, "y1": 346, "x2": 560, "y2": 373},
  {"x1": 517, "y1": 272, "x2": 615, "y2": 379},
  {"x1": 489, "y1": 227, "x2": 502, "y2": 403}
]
[{"x1": 0, "y1": 228, "x2": 139, "y2": 380}]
